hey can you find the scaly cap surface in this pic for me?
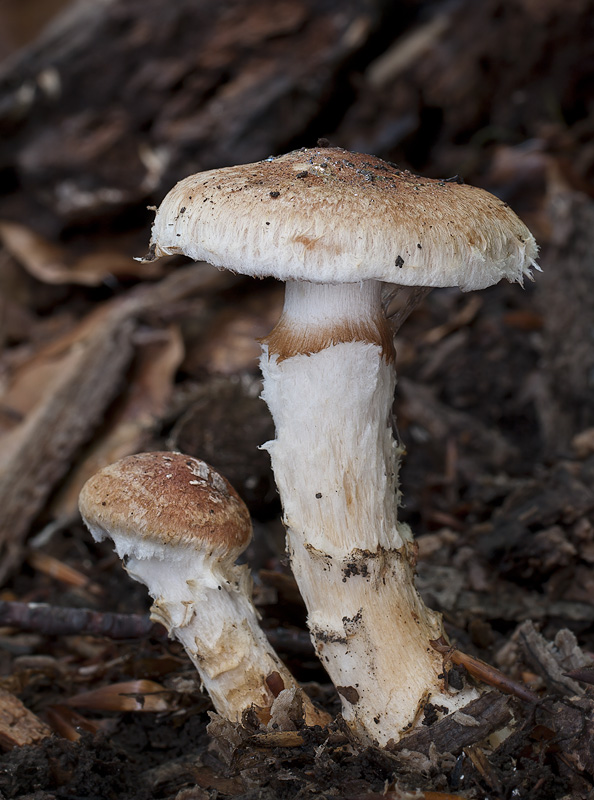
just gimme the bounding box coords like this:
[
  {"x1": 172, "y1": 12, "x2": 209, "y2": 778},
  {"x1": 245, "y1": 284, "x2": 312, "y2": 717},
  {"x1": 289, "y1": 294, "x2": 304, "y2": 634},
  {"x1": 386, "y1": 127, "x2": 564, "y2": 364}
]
[
  {"x1": 79, "y1": 452, "x2": 251, "y2": 560},
  {"x1": 146, "y1": 147, "x2": 538, "y2": 291}
]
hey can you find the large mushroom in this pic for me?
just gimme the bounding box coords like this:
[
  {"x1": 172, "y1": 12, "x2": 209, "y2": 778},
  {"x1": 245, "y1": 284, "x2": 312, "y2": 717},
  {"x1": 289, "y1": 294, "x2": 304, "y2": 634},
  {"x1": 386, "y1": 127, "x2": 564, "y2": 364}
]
[{"x1": 144, "y1": 146, "x2": 538, "y2": 746}]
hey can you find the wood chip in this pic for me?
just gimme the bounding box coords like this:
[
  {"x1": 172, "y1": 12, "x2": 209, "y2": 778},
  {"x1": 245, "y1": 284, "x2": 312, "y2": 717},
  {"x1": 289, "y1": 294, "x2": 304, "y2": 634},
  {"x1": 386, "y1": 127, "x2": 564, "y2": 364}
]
[
  {"x1": 248, "y1": 730, "x2": 305, "y2": 747},
  {"x1": 391, "y1": 692, "x2": 513, "y2": 756},
  {"x1": 515, "y1": 621, "x2": 592, "y2": 697},
  {"x1": 0, "y1": 687, "x2": 52, "y2": 750}
]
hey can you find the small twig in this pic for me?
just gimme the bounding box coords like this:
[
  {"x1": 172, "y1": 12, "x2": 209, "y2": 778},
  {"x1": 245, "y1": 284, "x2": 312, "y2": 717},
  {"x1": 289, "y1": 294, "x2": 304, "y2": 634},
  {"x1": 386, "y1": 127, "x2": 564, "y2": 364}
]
[
  {"x1": 0, "y1": 601, "x2": 161, "y2": 640},
  {"x1": 0, "y1": 600, "x2": 314, "y2": 655},
  {"x1": 430, "y1": 636, "x2": 540, "y2": 704}
]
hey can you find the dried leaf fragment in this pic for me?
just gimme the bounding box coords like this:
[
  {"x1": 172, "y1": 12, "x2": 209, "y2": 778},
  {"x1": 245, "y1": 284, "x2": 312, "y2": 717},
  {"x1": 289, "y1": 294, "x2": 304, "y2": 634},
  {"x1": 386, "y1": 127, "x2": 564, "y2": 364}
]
[
  {"x1": 0, "y1": 219, "x2": 164, "y2": 285},
  {"x1": 564, "y1": 665, "x2": 594, "y2": 686},
  {"x1": 26, "y1": 550, "x2": 101, "y2": 594},
  {"x1": 44, "y1": 704, "x2": 103, "y2": 741},
  {"x1": 66, "y1": 680, "x2": 170, "y2": 712}
]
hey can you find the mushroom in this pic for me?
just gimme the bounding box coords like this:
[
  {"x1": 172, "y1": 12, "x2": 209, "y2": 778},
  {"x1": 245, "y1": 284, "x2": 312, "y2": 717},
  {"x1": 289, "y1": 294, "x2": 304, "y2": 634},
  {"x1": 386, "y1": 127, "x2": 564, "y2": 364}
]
[
  {"x1": 144, "y1": 147, "x2": 538, "y2": 746},
  {"x1": 78, "y1": 451, "x2": 328, "y2": 726}
]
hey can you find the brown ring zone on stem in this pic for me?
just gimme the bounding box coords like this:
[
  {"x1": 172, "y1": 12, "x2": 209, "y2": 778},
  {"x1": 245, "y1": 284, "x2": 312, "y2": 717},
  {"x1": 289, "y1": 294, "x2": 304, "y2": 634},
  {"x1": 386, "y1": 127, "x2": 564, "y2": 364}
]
[{"x1": 261, "y1": 313, "x2": 395, "y2": 362}]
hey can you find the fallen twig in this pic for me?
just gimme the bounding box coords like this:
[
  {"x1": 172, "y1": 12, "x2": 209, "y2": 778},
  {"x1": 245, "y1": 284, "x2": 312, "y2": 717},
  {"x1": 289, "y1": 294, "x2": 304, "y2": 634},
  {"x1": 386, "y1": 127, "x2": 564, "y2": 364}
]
[
  {"x1": 0, "y1": 600, "x2": 314, "y2": 655},
  {"x1": 0, "y1": 600, "x2": 161, "y2": 640},
  {"x1": 430, "y1": 636, "x2": 540, "y2": 703}
]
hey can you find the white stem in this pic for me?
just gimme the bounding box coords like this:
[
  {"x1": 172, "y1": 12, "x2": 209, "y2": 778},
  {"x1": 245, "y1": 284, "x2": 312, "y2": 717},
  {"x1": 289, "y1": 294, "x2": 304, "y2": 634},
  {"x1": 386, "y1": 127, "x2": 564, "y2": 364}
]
[
  {"x1": 124, "y1": 549, "x2": 326, "y2": 725},
  {"x1": 260, "y1": 280, "x2": 475, "y2": 745}
]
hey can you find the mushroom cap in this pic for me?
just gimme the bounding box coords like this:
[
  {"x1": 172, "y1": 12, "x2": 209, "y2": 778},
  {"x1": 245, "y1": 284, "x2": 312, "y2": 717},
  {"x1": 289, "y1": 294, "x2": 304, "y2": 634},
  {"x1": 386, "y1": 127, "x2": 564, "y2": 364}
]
[
  {"x1": 79, "y1": 452, "x2": 252, "y2": 560},
  {"x1": 146, "y1": 147, "x2": 538, "y2": 291}
]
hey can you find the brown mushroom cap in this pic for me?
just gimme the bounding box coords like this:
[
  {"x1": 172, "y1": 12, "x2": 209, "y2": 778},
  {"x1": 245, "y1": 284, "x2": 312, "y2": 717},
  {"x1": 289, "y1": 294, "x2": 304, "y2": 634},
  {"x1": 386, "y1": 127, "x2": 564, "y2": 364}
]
[
  {"x1": 79, "y1": 452, "x2": 251, "y2": 558},
  {"x1": 147, "y1": 147, "x2": 538, "y2": 291}
]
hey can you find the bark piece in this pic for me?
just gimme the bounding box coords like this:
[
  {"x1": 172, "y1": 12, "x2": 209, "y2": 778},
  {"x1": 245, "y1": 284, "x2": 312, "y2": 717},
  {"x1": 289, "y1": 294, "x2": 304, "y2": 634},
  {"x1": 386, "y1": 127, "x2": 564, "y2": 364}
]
[
  {"x1": 0, "y1": 688, "x2": 52, "y2": 750},
  {"x1": 0, "y1": 263, "x2": 237, "y2": 583},
  {"x1": 336, "y1": 0, "x2": 594, "y2": 181},
  {"x1": 0, "y1": 302, "x2": 136, "y2": 582},
  {"x1": 399, "y1": 377, "x2": 519, "y2": 470},
  {"x1": 391, "y1": 692, "x2": 514, "y2": 756},
  {"x1": 534, "y1": 183, "x2": 594, "y2": 453},
  {"x1": 549, "y1": 696, "x2": 594, "y2": 780},
  {"x1": 0, "y1": 0, "x2": 384, "y2": 229},
  {"x1": 51, "y1": 324, "x2": 184, "y2": 518},
  {"x1": 514, "y1": 620, "x2": 592, "y2": 697}
]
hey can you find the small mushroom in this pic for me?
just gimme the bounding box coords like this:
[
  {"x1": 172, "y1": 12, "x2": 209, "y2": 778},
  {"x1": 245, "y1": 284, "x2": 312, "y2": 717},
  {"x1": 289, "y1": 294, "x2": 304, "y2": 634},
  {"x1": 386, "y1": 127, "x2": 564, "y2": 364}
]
[
  {"x1": 144, "y1": 147, "x2": 538, "y2": 745},
  {"x1": 78, "y1": 451, "x2": 327, "y2": 726}
]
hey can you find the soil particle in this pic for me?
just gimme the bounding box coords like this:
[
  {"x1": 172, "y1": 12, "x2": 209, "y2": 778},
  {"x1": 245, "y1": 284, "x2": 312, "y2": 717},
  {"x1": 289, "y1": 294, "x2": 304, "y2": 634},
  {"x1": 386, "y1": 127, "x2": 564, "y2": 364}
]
[{"x1": 0, "y1": 734, "x2": 150, "y2": 800}]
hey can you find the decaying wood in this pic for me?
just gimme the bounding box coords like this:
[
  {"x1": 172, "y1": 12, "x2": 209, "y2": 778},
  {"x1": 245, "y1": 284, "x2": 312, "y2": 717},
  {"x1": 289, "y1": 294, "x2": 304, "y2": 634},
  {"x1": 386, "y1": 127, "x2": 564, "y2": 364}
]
[
  {"x1": 399, "y1": 377, "x2": 519, "y2": 470},
  {"x1": 391, "y1": 692, "x2": 513, "y2": 757},
  {"x1": 0, "y1": 0, "x2": 592, "y2": 796},
  {"x1": 464, "y1": 744, "x2": 504, "y2": 796},
  {"x1": 0, "y1": 263, "x2": 238, "y2": 583},
  {"x1": 51, "y1": 323, "x2": 184, "y2": 518},
  {"x1": 0, "y1": 688, "x2": 52, "y2": 750},
  {"x1": 515, "y1": 620, "x2": 593, "y2": 697},
  {"x1": 248, "y1": 731, "x2": 305, "y2": 748},
  {"x1": 534, "y1": 181, "x2": 594, "y2": 453},
  {"x1": 0, "y1": 304, "x2": 135, "y2": 582},
  {"x1": 335, "y1": 0, "x2": 594, "y2": 181},
  {"x1": 0, "y1": 0, "x2": 386, "y2": 231},
  {"x1": 547, "y1": 696, "x2": 594, "y2": 782}
]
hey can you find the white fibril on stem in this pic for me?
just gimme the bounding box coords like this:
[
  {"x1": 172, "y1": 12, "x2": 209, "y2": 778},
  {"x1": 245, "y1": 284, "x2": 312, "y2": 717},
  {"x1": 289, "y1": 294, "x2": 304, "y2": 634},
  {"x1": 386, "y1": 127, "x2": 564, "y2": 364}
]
[
  {"x1": 260, "y1": 280, "x2": 474, "y2": 745},
  {"x1": 111, "y1": 536, "x2": 293, "y2": 720}
]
